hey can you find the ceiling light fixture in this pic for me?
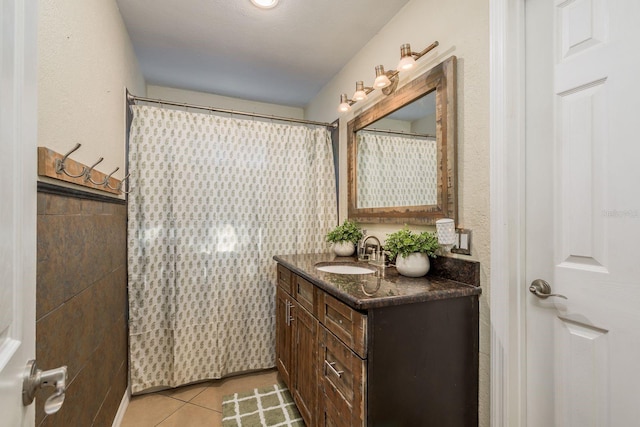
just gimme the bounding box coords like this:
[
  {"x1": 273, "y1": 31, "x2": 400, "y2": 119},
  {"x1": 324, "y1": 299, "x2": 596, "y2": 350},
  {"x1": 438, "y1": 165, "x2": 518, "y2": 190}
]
[
  {"x1": 337, "y1": 41, "x2": 439, "y2": 113},
  {"x1": 250, "y1": 0, "x2": 279, "y2": 9}
]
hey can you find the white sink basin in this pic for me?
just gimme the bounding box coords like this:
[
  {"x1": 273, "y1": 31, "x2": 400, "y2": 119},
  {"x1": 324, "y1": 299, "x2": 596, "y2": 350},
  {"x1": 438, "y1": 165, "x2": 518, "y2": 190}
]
[{"x1": 315, "y1": 264, "x2": 376, "y2": 275}]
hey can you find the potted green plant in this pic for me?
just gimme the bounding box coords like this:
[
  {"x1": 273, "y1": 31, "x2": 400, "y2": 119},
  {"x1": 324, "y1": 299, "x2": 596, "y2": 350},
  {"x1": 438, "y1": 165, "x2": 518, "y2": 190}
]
[
  {"x1": 325, "y1": 219, "x2": 364, "y2": 257},
  {"x1": 384, "y1": 226, "x2": 439, "y2": 277}
]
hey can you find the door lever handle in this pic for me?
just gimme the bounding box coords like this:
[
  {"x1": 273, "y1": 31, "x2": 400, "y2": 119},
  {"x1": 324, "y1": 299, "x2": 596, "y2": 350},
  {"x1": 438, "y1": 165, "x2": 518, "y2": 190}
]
[
  {"x1": 529, "y1": 279, "x2": 567, "y2": 300},
  {"x1": 22, "y1": 360, "x2": 68, "y2": 414}
]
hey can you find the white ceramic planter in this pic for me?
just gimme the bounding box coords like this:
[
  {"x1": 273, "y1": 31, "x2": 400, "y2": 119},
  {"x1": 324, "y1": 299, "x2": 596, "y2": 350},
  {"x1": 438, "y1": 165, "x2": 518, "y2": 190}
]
[
  {"x1": 333, "y1": 241, "x2": 356, "y2": 257},
  {"x1": 395, "y1": 253, "x2": 430, "y2": 277}
]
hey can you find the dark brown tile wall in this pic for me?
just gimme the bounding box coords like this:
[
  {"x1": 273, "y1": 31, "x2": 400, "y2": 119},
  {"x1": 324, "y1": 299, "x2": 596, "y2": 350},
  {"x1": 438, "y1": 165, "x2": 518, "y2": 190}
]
[{"x1": 36, "y1": 190, "x2": 128, "y2": 427}]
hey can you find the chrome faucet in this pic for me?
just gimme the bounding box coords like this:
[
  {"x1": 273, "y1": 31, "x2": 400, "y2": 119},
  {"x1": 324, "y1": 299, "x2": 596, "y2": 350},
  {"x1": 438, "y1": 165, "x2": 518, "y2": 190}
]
[{"x1": 360, "y1": 235, "x2": 385, "y2": 266}]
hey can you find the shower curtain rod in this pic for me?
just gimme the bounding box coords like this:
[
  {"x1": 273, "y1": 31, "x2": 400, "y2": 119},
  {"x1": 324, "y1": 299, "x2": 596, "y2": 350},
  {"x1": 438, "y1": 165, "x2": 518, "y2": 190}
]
[
  {"x1": 126, "y1": 92, "x2": 337, "y2": 128},
  {"x1": 360, "y1": 128, "x2": 435, "y2": 139}
]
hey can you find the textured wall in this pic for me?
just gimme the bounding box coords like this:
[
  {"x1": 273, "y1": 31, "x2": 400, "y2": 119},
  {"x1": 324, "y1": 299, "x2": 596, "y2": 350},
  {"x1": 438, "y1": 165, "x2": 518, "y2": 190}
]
[
  {"x1": 304, "y1": 0, "x2": 491, "y2": 425},
  {"x1": 37, "y1": 0, "x2": 146, "y2": 197},
  {"x1": 36, "y1": 189, "x2": 127, "y2": 427},
  {"x1": 147, "y1": 85, "x2": 305, "y2": 119}
]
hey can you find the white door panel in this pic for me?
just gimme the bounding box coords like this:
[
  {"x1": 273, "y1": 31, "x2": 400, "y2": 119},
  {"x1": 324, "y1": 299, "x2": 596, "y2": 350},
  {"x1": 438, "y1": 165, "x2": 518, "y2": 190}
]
[
  {"x1": 526, "y1": 0, "x2": 640, "y2": 426},
  {"x1": 0, "y1": 0, "x2": 37, "y2": 425}
]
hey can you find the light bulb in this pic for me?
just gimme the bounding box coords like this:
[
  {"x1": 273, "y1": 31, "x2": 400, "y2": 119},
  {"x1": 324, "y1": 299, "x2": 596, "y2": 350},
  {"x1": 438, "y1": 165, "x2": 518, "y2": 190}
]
[
  {"x1": 374, "y1": 65, "x2": 391, "y2": 88},
  {"x1": 338, "y1": 94, "x2": 351, "y2": 112},
  {"x1": 352, "y1": 81, "x2": 367, "y2": 101},
  {"x1": 398, "y1": 43, "x2": 416, "y2": 70}
]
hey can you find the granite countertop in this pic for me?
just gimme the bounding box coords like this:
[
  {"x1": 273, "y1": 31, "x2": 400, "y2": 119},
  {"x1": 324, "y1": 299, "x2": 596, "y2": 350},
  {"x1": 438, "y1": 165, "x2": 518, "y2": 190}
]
[{"x1": 273, "y1": 252, "x2": 482, "y2": 311}]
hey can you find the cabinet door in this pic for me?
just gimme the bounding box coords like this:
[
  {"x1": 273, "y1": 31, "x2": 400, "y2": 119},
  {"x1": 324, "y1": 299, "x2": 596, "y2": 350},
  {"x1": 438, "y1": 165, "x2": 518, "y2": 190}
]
[
  {"x1": 318, "y1": 327, "x2": 366, "y2": 427},
  {"x1": 318, "y1": 390, "x2": 350, "y2": 427},
  {"x1": 292, "y1": 304, "x2": 318, "y2": 427},
  {"x1": 276, "y1": 287, "x2": 293, "y2": 387}
]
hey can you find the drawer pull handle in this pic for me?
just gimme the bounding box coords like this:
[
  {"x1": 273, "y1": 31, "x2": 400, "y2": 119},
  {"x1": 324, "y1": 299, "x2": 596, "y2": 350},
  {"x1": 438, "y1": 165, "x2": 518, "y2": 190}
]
[
  {"x1": 285, "y1": 301, "x2": 295, "y2": 326},
  {"x1": 288, "y1": 302, "x2": 295, "y2": 324},
  {"x1": 324, "y1": 360, "x2": 344, "y2": 378}
]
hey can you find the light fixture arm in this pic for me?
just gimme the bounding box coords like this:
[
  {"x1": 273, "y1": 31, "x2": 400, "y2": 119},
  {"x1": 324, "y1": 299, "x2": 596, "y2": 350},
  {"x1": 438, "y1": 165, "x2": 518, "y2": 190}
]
[
  {"x1": 341, "y1": 86, "x2": 374, "y2": 105},
  {"x1": 381, "y1": 72, "x2": 400, "y2": 96},
  {"x1": 410, "y1": 41, "x2": 439, "y2": 61}
]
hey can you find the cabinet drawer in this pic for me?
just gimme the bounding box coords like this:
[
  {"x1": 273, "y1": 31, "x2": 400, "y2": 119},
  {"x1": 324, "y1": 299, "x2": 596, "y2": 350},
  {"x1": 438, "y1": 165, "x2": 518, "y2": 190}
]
[
  {"x1": 277, "y1": 264, "x2": 293, "y2": 294},
  {"x1": 294, "y1": 275, "x2": 316, "y2": 314},
  {"x1": 319, "y1": 292, "x2": 367, "y2": 358},
  {"x1": 319, "y1": 327, "x2": 366, "y2": 427}
]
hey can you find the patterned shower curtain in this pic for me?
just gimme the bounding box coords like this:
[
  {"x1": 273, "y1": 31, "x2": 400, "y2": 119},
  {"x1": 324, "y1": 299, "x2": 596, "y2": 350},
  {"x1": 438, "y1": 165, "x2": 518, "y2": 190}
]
[
  {"x1": 356, "y1": 131, "x2": 438, "y2": 208},
  {"x1": 127, "y1": 105, "x2": 337, "y2": 393}
]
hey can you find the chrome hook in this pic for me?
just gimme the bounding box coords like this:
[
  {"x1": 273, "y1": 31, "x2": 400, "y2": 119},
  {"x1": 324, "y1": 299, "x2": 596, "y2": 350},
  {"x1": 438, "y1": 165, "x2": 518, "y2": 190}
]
[
  {"x1": 84, "y1": 157, "x2": 105, "y2": 184},
  {"x1": 108, "y1": 172, "x2": 132, "y2": 194},
  {"x1": 88, "y1": 166, "x2": 119, "y2": 187},
  {"x1": 102, "y1": 167, "x2": 119, "y2": 186},
  {"x1": 55, "y1": 143, "x2": 86, "y2": 178}
]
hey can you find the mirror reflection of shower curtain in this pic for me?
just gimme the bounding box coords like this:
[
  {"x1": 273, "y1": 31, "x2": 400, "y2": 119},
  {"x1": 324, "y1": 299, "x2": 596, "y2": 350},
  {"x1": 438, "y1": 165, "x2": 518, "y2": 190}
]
[
  {"x1": 356, "y1": 131, "x2": 438, "y2": 208},
  {"x1": 127, "y1": 105, "x2": 337, "y2": 393}
]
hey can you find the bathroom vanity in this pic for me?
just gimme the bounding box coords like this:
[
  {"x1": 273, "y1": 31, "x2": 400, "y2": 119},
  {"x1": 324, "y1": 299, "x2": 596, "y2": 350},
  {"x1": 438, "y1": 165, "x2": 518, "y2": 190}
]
[{"x1": 274, "y1": 253, "x2": 481, "y2": 427}]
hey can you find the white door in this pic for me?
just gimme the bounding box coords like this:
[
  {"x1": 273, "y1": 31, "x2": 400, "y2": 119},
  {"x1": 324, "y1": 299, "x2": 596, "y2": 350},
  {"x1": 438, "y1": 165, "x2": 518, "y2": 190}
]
[
  {"x1": 525, "y1": 0, "x2": 640, "y2": 426},
  {"x1": 0, "y1": 0, "x2": 38, "y2": 426}
]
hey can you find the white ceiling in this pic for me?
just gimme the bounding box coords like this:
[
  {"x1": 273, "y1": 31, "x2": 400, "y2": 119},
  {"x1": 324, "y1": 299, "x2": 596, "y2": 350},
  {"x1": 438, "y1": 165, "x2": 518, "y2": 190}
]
[{"x1": 116, "y1": 0, "x2": 410, "y2": 107}]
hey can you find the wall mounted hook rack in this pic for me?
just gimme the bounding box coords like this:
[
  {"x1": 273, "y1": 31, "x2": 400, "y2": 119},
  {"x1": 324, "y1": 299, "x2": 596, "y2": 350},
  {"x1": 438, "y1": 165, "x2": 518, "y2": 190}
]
[{"x1": 38, "y1": 144, "x2": 129, "y2": 196}]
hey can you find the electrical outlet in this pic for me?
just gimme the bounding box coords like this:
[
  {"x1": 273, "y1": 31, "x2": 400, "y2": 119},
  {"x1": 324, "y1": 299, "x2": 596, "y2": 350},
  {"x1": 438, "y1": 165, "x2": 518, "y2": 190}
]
[{"x1": 451, "y1": 228, "x2": 471, "y2": 255}]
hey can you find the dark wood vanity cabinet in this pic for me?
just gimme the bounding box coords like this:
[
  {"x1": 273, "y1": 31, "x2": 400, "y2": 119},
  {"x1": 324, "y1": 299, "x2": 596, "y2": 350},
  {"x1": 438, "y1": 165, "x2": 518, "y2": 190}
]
[
  {"x1": 291, "y1": 301, "x2": 318, "y2": 424},
  {"x1": 277, "y1": 266, "x2": 319, "y2": 426},
  {"x1": 275, "y1": 287, "x2": 293, "y2": 386},
  {"x1": 275, "y1": 262, "x2": 479, "y2": 427},
  {"x1": 318, "y1": 325, "x2": 366, "y2": 427}
]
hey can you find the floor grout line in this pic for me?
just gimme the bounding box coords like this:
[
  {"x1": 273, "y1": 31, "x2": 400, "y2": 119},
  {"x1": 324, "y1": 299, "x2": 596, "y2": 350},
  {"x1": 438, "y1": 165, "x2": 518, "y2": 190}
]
[
  {"x1": 154, "y1": 400, "x2": 187, "y2": 427},
  {"x1": 188, "y1": 400, "x2": 223, "y2": 413}
]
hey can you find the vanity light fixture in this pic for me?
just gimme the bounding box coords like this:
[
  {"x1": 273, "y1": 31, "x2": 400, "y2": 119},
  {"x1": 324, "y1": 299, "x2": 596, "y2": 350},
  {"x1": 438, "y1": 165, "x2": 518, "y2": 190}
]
[
  {"x1": 250, "y1": 0, "x2": 279, "y2": 9},
  {"x1": 338, "y1": 94, "x2": 352, "y2": 112},
  {"x1": 398, "y1": 41, "x2": 439, "y2": 70},
  {"x1": 398, "y1": 44, "x2": 417, "y2": 70},
  {"x1": 373, "y1": 65, "x2": 392, "y2": 88},
  {"x1": 338, "y1": 82, "x2": 375, "y2": 113},
  {"x1": 352, "y1": 81, "x2": 371, "y2": 101},
  {"x1": 337, "y1": 40, "x2": 439, "y2": 113}
]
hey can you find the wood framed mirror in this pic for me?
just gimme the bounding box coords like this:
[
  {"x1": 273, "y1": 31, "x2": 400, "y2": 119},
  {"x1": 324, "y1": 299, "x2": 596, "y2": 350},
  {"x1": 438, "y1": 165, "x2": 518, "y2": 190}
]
[{"x1": 347, "y1": 56, "x2": 457, "y2": 225}]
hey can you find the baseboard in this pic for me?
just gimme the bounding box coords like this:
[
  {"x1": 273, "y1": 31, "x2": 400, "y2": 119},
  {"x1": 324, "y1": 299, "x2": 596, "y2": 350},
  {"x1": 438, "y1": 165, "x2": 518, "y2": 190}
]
[{"x1": 111, "y1": 388, "x2": 130, "y2": 427}]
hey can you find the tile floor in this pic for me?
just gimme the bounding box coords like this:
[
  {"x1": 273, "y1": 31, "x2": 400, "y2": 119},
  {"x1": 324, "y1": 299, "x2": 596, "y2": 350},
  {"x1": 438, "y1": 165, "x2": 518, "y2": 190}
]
[{"x1": 121, "y1": 368, "x2": 279, "y2": 427}]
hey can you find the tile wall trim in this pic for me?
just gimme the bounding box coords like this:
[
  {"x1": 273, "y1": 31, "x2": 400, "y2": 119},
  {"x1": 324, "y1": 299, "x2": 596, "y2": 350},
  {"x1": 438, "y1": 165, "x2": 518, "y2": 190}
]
[{"x1": 38, "y1": 181, "x2": 126, "y2": 205}]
